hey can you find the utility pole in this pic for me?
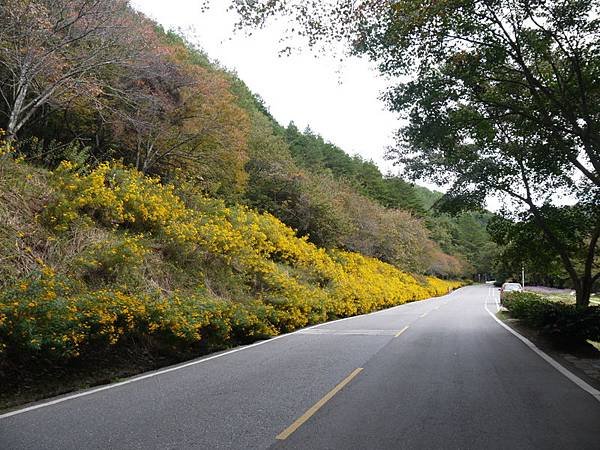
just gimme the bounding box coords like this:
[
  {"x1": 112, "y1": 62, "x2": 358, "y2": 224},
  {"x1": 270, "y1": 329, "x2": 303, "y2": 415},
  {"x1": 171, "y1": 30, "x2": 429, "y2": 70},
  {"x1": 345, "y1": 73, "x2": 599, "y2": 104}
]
[{"x1": 521, "y1": 265, "x2": 525, "y2": 288}]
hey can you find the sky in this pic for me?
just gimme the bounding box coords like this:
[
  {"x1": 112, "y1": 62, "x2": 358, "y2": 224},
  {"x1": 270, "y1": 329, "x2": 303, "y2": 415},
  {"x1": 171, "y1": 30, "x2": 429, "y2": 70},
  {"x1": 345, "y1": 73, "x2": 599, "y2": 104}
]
[{"x1": 131, "y1": 0, "x2": 404, "y2": 176}]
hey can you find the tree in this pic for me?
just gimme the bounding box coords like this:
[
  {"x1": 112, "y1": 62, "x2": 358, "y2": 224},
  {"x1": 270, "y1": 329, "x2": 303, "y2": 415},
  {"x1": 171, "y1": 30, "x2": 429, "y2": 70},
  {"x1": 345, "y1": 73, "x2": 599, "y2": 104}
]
[
  {"x1": 231, "y1": 0, "x2": 600, "y2": 306},
  {"x1": 380, "y1": 176, "x2": 426, "y2": 215},
  {"x1": 340, "y1": 192, "x2": 437, "y2": 273},
  {"x1": 489, "y1": 205, "x2": 599, "y2": 289},
  {"x1": 104, "y1": 27, "x2": 251, "y2": 199},
  {"x1": 0, "y1": 0, "x2": 140, "y2": 142},
  {"x1": 114, "y1": 62, "x2": 250, "y2": 195}
]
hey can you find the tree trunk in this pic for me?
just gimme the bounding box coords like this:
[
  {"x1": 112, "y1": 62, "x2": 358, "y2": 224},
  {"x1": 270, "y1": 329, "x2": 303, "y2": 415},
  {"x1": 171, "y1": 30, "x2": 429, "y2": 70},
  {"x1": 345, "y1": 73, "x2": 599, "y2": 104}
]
[
  {"x1": 6, "y1": 111, "x2": 20, "y2": 142},
  {"x1": 575, "y1": 276, "x2": 592, "y2": 309}
]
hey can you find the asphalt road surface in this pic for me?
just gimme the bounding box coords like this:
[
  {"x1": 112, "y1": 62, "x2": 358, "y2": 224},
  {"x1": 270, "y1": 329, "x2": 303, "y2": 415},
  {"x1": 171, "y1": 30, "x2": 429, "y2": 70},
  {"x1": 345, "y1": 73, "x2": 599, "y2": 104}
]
[{"x1": 2, "y1": 285, "x2": 600, "y2": 449}]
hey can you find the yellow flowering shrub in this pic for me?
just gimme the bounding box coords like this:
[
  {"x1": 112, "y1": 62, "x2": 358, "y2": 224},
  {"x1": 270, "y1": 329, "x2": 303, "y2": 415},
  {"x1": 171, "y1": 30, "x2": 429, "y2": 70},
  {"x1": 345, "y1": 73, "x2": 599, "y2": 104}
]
[
  {"x1": 75, "y1": 234, "x2": 149, "y2": 283},
  {"x1": 44, "y1": 161, "x2": 194, "y2": 233},
  {"x1": 0, "y1": 162, "x2": 463, "y2": 362},
  {"x1": 0, "y1": 129, "x2": 12, "y2": 158},
  {"x1": 0, "y1": 269, "x2": 278, "y2": 359}
]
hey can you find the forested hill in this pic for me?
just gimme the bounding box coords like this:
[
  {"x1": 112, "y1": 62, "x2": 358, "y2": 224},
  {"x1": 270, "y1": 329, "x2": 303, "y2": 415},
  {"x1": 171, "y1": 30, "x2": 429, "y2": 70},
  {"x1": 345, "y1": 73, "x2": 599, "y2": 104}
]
[
  {"x1": 278, "y1": 123, "x2": 497, "y2": 278},
  {"x1": 215, "y1": 39, "x2": 496, "y2": 278},
  {"x1": 0, "y1": 2, "x2": 494, "y2": 280}
]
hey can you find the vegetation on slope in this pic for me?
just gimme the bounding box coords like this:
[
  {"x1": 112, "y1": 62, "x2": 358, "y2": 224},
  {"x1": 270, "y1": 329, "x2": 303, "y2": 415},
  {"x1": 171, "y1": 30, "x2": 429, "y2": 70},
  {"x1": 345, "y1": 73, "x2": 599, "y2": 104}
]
[
  {"x1": 0, "y1": 0, "x2": 495, "y2": 282},
  {"x1": 278, "y1": 123, "x2": 497, "y2": 277},
  {"x1": 0, "y1": 158, "x2": 460, "y2": 373}
]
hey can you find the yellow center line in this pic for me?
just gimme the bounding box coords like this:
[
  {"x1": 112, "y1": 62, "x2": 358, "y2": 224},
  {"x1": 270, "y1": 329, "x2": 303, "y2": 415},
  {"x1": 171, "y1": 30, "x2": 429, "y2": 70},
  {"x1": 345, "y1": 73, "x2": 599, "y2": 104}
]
[
  {"x1": 276, "y1": 367, "x2": 363, "y2": 440},
  {"x1": 394, "y1": 325, "x2": 409, "y2": 337}
]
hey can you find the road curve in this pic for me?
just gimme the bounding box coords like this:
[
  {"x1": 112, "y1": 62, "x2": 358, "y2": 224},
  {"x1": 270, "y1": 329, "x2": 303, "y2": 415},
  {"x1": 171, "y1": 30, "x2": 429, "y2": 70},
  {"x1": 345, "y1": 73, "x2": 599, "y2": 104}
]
[{"x1": 1, "y1": 285, "x2": 599, "y2": 449}]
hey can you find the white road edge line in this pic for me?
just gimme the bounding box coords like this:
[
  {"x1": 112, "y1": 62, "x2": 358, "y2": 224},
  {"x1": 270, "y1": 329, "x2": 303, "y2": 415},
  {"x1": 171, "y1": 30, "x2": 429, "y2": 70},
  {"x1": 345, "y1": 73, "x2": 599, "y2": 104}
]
[
  {"x1": 494, "y1": 286, "x2": 500, "y2": 312},
  {"x1": 0, "y1": 289, "x2": 461, "y2": 420},
  {"x1": 484, "y1": 297, "x2": 600, "y2": 403}
]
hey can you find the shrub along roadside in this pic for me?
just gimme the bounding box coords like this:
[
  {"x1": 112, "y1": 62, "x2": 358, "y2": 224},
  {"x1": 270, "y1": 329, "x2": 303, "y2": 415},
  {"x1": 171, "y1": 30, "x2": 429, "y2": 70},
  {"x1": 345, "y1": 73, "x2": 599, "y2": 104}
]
[
  {"x1": 0, "y1": 160, "x2": 463, "y2": 374},
  {"x1": 503, "y1": 292, "x2": 600, "y2": 346},
  {"x1": 0, "y1": 265, "x2": 461, "y2": 366},
  {"x1": 0, "y1": 267, "x2": 276, "y2": 362}
]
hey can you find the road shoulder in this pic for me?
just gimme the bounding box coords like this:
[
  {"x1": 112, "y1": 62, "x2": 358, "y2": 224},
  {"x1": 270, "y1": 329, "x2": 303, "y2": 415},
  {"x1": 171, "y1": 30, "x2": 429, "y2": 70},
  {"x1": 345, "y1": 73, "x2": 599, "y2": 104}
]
[{"x1": 496, "y1": 311, "x2": 600, "y2": 392}]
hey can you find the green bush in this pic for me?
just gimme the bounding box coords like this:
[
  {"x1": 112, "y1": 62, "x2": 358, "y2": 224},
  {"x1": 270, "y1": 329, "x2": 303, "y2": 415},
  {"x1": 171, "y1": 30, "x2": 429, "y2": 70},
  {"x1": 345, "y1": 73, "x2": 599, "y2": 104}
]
[
  {"x1": 502, "y1": 292, "x2": 550, "y2": 326},
  {"x1": 539, "y1": 303, "x2": 600, "y2": 344},
  {"x1": 503, "y1": 291, "x2": 600, "y2": 345}
]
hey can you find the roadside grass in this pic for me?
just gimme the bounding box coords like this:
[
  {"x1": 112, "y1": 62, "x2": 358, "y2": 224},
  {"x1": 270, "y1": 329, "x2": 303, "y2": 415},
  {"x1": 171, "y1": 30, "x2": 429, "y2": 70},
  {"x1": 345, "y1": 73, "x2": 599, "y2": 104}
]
[{"x1": 496, "y1": 310, "x2": 512, "y2": 321}]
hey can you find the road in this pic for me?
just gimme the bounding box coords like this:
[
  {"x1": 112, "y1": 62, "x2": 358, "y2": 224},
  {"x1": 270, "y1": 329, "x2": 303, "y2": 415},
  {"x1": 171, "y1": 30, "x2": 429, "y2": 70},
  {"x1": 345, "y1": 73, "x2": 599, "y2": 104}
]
[{"x1": 1, "y1": 285, "x2": 600, "y2": 449}]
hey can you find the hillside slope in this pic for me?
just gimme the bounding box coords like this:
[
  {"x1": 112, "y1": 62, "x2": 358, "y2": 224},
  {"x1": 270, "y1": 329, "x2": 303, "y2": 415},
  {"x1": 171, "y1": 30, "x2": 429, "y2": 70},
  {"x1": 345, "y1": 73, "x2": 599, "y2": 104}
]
[
  {"x1": 0, "y1": 1, "x2": 473, "y2": 405},
  {"x1": 0, "y1": 1, "x2": 494, "y2": 280},
  {"x1": 0, "y1": 157, "x2": 461, "y2": 405}
]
